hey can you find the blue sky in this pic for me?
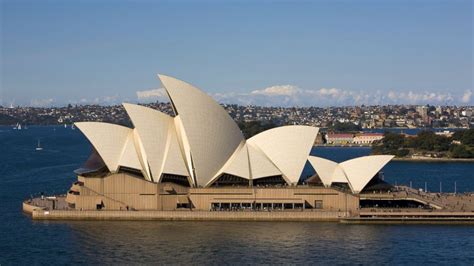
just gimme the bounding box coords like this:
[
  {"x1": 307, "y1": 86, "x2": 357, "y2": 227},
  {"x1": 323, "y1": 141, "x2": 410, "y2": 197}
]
[{"x1": 1, "y1": 0, "x2": 472, "y2": 107}]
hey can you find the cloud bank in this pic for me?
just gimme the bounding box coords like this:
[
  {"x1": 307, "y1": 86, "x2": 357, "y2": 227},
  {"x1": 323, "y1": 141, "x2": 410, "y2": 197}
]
[
  {"x1": 461, "y1": 90, "x2": 472, "y2": 104},
  {"x1": 212, "y1": 85, "x2": 471, "y2": 107},
  {"x1": 136, "y1": 88, "x2": 168, "y2": 101},
  {"x1": 22, "y1": 86, "x2": 472, "y2": 107},
  {"x1": 30, "y1": 98, "x2": 55, "y2": 107}
]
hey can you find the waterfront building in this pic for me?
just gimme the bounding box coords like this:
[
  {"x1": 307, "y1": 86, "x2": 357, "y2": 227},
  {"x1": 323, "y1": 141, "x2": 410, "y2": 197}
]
[
  {"x1": 53, "y1": 75, "x2": 393, "y2": 213},
  {"x1": 352, "y1": 133, "x2": 384, "y2": 145},
  {"x1": 325, "y1": 133, "x2": 354, "y2": 145}
]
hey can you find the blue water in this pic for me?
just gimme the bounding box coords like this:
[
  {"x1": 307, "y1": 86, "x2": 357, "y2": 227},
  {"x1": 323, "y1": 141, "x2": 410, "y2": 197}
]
[{"x1": 1, "y1": 126, "x2": 474, "y2": 265}]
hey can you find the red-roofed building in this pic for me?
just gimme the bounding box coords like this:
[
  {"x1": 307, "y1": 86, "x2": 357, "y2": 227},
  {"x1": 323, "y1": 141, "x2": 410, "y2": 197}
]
[
  {"x1": 326, "y1": 133, "x2": 354, "y2": 144},
  {"x1": 353, "y1": 133, "x2": 384, "y2": 144}
]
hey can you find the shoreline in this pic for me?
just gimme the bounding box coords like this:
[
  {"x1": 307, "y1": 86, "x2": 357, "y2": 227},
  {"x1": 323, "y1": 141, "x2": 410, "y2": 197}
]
[
  {"x1": 312, "y1": 146, "x2": 474, "y2": 162},
  {"x1": 392, "y1": 157, "x2": 474, "y2": 162},
  {"x1": 314, "y1": 144, "x2": 371, "y2": 148},
  {"x1": 23, "y1": 201, "x2": 474, "y2": 224}
]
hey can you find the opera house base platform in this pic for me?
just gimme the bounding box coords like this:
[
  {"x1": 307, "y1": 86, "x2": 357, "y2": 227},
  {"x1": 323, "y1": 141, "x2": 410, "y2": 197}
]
[{"x1": 23, "y1": 172, "x2": 474, "y2": 223}]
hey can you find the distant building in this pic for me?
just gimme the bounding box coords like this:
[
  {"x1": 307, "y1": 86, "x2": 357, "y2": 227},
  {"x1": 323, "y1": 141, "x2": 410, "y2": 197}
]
[
  {"x1": 435, "y1": 131, "x2": 454, "y2": 137},
  {"x1": 416, "y1": 105, "x2": 430, "y2": 125},
  {"x1": 326, "y1": 133, "x2": 354, "y2": 145},
  {"x1": 353, "y1": 133, "x2": 384, "y2": 145}
]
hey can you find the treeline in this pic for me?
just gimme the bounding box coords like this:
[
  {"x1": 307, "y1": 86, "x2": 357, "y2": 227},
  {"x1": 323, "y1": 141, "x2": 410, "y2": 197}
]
[
  {"x1": 372, "y1": 129, "x2": 474, "y2": 158},
  {"x1": 329, "y1": 121, "x2": 362, "y2": 132},
  {"x1": 237, "y1": 121, "x2": 277, "y2": 139}
]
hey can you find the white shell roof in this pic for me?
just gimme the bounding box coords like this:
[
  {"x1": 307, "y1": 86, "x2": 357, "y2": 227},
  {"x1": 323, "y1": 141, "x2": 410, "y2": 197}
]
[
  {"x1": 340, "y1": 155, "x2": 394, "y2": 193},
  {"x1": 211, "y1": 141, "x2": 284, "y2": 185},
  {"x1": 118, "y1": 130, "x2": 142, "y2": 171},
  {"x1": 308, "y1": 155, "x2": 394, "y2": 193},
  {"x1": 161, "y1": 123, "x2": 191, "y2": 181},
  {"x1": 123, "y1": 103, "x2": 174, "y2": 182},
  {"x1": 75, "y1": 122, "x2": 133, "y2": 172},
  {"x1": 159, "y1": 74, "x2": 244, "y2": 187},
  {"x1": 247, "y1": 125, "x2": 319, "y2": 184},
  {"x1": 211, "y1": 142, "x2": 250, "y2": 185},
  {"x1": 307, "y1": 156, "x2": 339, "y2": 187},
  {"x1": 174, "y1": 115, "x2": 196, "y2": 185},
  {"x1": 247, "y1": 143, "x2": 282, "y2": 180},
  {"x1": 76, "y1": 74, "x2": 399, "y2": 192}
]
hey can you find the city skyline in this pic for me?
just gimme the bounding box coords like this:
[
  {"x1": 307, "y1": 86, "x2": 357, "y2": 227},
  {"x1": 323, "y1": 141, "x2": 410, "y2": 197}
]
[{"x1": 1, "y1": 0, "x2": 473, "y2": 107}]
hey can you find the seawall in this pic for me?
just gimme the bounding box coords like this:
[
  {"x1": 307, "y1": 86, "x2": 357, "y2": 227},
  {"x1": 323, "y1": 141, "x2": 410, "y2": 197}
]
[{"x1": 27, "y1": 209, "x2": 346, "y2": 222}]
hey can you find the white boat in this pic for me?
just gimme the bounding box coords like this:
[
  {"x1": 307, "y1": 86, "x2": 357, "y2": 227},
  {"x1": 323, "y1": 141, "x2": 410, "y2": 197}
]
[
  {"x1": 36, "y1": 139, "x2": 43, "y2": 151},
  {"x1": 64, "y1": 124, "x2": 67, "y2": 128},
  {"x1": 13, "y1": 122, "x2": 21, "y2": 130},
  {"x1": 71, "y1": 124, "x2": 75, "y2": 130}
]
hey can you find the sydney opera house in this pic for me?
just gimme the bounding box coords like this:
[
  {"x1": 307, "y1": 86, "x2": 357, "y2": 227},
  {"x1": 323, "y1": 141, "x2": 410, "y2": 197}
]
[{"x1": 62, "y1": 74, "x2": 395, "y2": 213}]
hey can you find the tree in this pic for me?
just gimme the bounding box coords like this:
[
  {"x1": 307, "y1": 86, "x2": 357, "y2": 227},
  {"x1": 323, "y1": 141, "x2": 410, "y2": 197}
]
[
  {"x1": 372, "y1": 132, "x2": 406, "y2": 156},
  {"x1": 331, "y1": 122, "x2": 361, "y2": 132},
  {"x1": 461, "y1": 129, "x2": 474, "y2": 146},
  {"x1": 237, "y1": 121, "x2": 276, "y2": 139},
  {"x1": 450, "y1": 145, "x2": 472, "y2": 158}
]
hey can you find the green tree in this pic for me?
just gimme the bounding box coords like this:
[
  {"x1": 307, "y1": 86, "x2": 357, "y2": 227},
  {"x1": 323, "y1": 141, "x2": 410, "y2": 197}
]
[
  {"x1": 461, "y1": 129, "x2": 474, "y2": 146},
  {"x1": 331, "y1": 122, "x2": 361, "y2": 132},
  {"x1": 237, "y1": 121, "x2": 276, "y2": 138},
  {"x1": 450, "y1": 145, "x2": 473, "y2": 158}
]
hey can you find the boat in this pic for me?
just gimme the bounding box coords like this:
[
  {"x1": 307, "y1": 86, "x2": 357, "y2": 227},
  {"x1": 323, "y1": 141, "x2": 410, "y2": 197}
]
[
  {"x1": 13, "y1": 122, "x2": 22, "y2": 130},
  {"x1": 71, "y1": 124, "x2": 75, "y2": 130},
  {"x1": 64, "y1": 124, "x2": 67, "y2": 128},
  {"x1": 36, "y1": 139, "x2": 43, "y2": 151}
]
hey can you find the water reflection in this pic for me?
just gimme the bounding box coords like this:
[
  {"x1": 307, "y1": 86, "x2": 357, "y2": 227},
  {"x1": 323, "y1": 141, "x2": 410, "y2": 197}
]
[{"x1": 56, "y1": 221, "x2": 474, "y2": 264}]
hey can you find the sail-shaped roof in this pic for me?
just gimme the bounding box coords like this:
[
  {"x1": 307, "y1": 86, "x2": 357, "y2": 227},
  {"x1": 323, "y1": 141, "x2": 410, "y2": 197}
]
[
  {"x1": 75, "y1": 122, "x2": 132, "y2": 172},
  {"x1": 159, "y1": 74, "x2": 244, "y2": 186},
  {"x1": 308, "y1": 155, "x2": 393, "y2": 193},
  {"x1": 340, "y1": 155, "x2": 394, "y2": 193},
  {"x1": 307, "y1": 156, "x2": 338, "y2": 187},
  {"x1": 161, "y1": 123, "x2": 191, "y2": 180},
  {"x1": 247, "y1": 143, "x2": 282, "y2": 180},
  {"x1": 247, "y1": 126, "x2": 319, "y2": 184},
  {"x1": 123, "y1": 103, "x2": 174, "y2": 182},
  {"x1": 118, "y1": 130, "x2": 142, "y2": 171}
]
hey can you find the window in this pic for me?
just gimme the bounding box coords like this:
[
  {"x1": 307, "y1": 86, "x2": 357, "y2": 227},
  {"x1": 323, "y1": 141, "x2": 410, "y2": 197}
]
[{"x1": 315, "y1": 200, "x2": 323, "y2": 209}]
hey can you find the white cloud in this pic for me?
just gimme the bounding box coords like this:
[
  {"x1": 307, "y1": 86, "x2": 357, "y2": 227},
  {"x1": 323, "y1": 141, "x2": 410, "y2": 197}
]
[
  {"x1": 316, "y1": 88, "x2": 341, "y2": 97},
  {"x1": 386, "y1": 90, "x2": 453, "y2": 105},
  {"x1": 66, "y1": 95, "x2": 122, "y2": 105},
  {"x1": 251, "y1": 85, "x2": 300, "y2": 96},
  {"x1": 30, "y1": 98, "x2": 54, "y2": 107},
  {"x1": 213, "y1": 85, "x2": 467, "y2": 107},
  {"x1": 461, "y1": 90, "x2": 472, "y2": 103},
  {"x1": 93, "y1": 95, "x2": 120, "y2": 104},
  {"x1": 136, "y1": 88, "x2": 168, "y2": 102},
  {"x1": 48, "y1": 86, "x2": 472, "y2": 107}
]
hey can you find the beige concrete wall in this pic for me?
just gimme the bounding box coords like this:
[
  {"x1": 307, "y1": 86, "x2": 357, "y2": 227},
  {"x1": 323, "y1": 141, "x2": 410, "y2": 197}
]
[
  {"x1": 31, "y1": 209, "x2": 348, "y2": 221},
  {"x1": 67, "y1": 173, "x2": 359, "y2": 213},
  {"x1": 189, "y1": 187, "x2": 358, "y2": 212},
  {"x1": 70, "y1": 173, "x2": 185, "y2": 211}
]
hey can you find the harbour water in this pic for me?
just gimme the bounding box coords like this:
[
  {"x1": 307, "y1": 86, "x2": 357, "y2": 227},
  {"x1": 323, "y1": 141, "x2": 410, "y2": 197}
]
[{"x1": 1, "y1": 126, "x2": 474, "y2": 264}]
